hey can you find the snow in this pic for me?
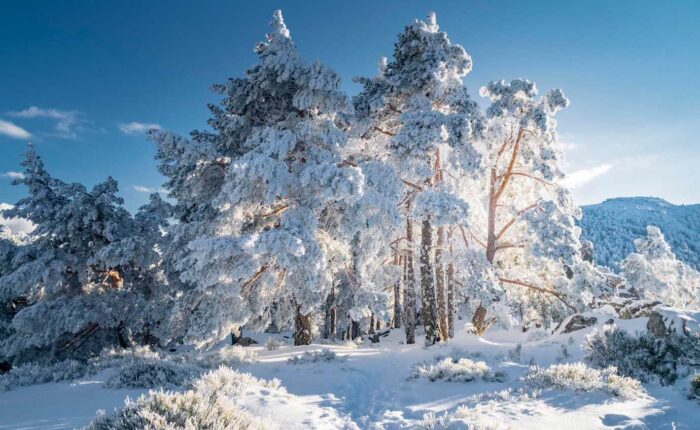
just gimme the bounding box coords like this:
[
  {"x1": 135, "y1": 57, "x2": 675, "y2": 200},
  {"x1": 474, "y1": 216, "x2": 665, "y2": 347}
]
[{"x1": 2, "y1": 326, "x2": 699, "y2": 429}]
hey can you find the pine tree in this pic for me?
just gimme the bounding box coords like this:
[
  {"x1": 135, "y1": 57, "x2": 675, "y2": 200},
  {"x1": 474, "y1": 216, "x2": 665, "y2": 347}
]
[
  {"x1": 153, "y1": 11, "x2": 365, "y2": 346},
  {"x1": 0, "y1": 145, "x2": 169, "y2": 363},
  {"x1": 461, "y1": 79, "x2": 583, "y2": 329},
  {"x1": 353, "y1": 13, "x2": 481, "y2": 344},
  {"x1": 621, "y1": 226, "x2": 700, "y2": 308}
]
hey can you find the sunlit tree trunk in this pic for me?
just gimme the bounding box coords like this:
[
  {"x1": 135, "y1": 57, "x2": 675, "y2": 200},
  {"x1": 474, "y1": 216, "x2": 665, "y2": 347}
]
[
  {"x1": 420, "y1": 218, "x2": 440, "y2": 346},
  {"x1": 403, "y1": 212, "x2": 417, "y2": 344}
]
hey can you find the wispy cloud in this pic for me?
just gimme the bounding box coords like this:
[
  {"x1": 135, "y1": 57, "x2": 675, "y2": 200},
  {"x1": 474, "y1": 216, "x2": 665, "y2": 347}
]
[
  {"x1": 119, "y1": 122, "x2": 161, "y2": 135},
  {"x1": 561, "y1": 163, "x2": 613, "y2": 189},
  {"x1": 133, "y1": 185, "x2": 165, "y2": 194},
  {"x1": 0, "y1": 203, "x2": 35, "y2": 235},
  {"x1": 2, "y1": 171, "x2": 25, "y2": 180},
  {"x1": 0, "y1": 119, "x2": 31, "y2": 139},
  {"x1": 8, "y1": 106, "x2": 83, "y2": 139}
]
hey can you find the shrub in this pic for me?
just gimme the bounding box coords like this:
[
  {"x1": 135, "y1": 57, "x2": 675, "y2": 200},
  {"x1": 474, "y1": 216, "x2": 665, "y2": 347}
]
[
  {"x1": 411, "y1": 357, "x2": 504, "y2": 383},
  {"x1": 418, "y1": 406, "x2": 511, "y2": 429},
  {"x1": 194, "y1": 346, "x2": 258, "y2": 369},
  {"x1": 86, "y1": 368, "x2": 277, "y2": 430},
  {"x1": 265, "y1": 337, "x2": 282, "y2": 351},
  {"x1": 287, "y1": 349, "x2": 344, "y2": 364},
  {"x1": 582, "y1": 324, "x2": 700, "y2": 385},
  {"x1": 522, "y1": 362, "x2": 643, "y2": 399},
  {"x1": 688, "y1": 374, "x2": 700, "y2": 400},
  {"x1": 0, "y1": 359, "x2": 91, "y2": 392},
  {"x1": 104, "y1": 359, "x2": 200, "y2": 390}
]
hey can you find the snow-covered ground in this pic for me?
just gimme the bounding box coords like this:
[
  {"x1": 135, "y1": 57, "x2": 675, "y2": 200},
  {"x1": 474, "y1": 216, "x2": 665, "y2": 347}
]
[{"x1": 2, "y1": 321, "x2": 699, "y2": 429}]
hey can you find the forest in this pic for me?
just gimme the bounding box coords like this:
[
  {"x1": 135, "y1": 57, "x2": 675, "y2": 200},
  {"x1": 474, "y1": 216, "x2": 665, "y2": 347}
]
[{"x1": 1, "y1": 10, "x2": 699, "y2": 429}]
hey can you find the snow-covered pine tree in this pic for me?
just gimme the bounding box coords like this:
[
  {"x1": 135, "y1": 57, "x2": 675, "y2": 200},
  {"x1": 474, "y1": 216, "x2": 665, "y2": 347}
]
[
  {"x1": 0, "y1": 145, "x2": 169, "y2": 363},
  {"x1": 353, "y1": 13, "x2": 481, "y2": 345},
  {"x1": 155, "y1": 10, "x2": 364, "y2": 346},
  {"x1": 463, "y1": 79, "x2": 584, "y2": 329},
  {"x1": 621, "y1": 226, "x2": 700, "y2": 309}
]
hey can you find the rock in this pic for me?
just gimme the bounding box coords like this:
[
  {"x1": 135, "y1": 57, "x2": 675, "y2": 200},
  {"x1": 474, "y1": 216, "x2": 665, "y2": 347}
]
[
  {"x1": 370, "y1": 334, "x2": 380, "y2": 343},
  {"x1": 236, "y1": 337, "x2": 258, "y2": 346},
  {"x1": 646, "y1": 307, "x2": 700, "y2": 338},
  {"x1": 555, "y1": 314, "x2": 598, "y2": 334},
  {"x1": 619, "y1": 300, "x2": 662, "y2": 319},
  {"x1": 647, "y1": 312, "x2": 667, "y2": 337},
  {"x1": 0, "y1": 361, "x2": 11, "y2": 374}
]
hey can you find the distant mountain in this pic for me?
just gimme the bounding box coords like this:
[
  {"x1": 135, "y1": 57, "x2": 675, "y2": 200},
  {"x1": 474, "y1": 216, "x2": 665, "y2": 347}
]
[{"x1": 580, "y1": 197, "x2": 700, "y2": 271}]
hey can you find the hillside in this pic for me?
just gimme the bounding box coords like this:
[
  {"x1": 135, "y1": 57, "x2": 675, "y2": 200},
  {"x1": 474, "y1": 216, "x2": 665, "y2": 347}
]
[{"x1": 580, "y1": 197, "x2": 700, "y2": 271}]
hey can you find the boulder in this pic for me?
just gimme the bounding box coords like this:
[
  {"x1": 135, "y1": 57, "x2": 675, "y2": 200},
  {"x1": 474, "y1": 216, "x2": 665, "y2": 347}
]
[{"x1": 555, "y1": 314, "x2": 598, "y2": 334}]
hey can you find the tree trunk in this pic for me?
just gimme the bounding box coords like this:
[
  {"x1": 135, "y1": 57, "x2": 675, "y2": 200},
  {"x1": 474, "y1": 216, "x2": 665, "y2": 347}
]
[
  {"x1": 471, "y1": 304, "x2": 494, "y2": 336},
  {"x1": 294, "y1": 306, "x2": 312, "y2": 346},
  {"x1": 369, "y1": 314, "x2": 376, "y2": 334},
  {"x1": 485, "y1": 168, "x2": 498, "y2": 264},
  {"x1": 435, "y1": 226, "x2": 448, "y2": 341},
  {"x1": 230, "y1": 326, "x2": 242, "y2": 345},
  {"x1": 403, "y1": 215, "x2": 417, "y2": 344},
  {"x1": 447, "y1": 260, "x2": 455, "y2": 339},
  {"x1": 323, "y1": 286, "x2": 336, "y2": 339},
  {"x1": 420, "y1": 218, "x2": 439, "y2": 346},
  {"x1": 392, "y1": 252, "x2": 402, "y2": 329},
  {"x1": 116, "y1": 321, "x2": 131, "y2": 348},
  {"x1": 351, "y1": 320, "x2": 360, "y2": 339}
]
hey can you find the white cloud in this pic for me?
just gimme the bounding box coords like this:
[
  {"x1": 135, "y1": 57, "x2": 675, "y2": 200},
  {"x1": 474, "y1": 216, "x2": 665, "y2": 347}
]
[
  {"x1": 133, "y1": 185, "x2": 166, "y2": 194},
  {"x1": 119, "y1": 122, "x2": 161, "y2": 135},
  {"x1": 0, "y1": 119, "x2": 31, "y2": 139},
  {"x1": 0, "y1": 203, "x2": 35, "y2": 235},
  {"x1": 133, "y1": 185, "x2": 155, "y2": 193},
  {"x1": 2, "y1": 171, "x2": 25, "y2": 179},
  {"x1": 561, "y1": 163, "x2": 613, "y2": 189},
  {"x1": 8, "y1": 106, "x2": 82, "y2": 139}
]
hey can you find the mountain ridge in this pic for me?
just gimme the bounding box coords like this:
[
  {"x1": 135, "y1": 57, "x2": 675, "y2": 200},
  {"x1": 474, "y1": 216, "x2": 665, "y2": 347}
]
[{"x1": 580, "y1": 196, "x2": 700, "y2": 271}]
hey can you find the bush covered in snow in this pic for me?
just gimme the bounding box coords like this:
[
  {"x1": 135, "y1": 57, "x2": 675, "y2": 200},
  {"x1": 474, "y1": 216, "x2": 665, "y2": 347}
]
[
  {"x1": 583, "y1": 324, "x2": 700, "y2": 385},
  {"x1": 522, "y1": 362, "x2": 643, "y2": 399},
  {"x1": 0, "y1": 359, "x2": 91, "y2": 392},
  {"x1": 265, "y1": 337, "x2": 283, "y2": 351},
  {"x1": 86, "y1": 367, "x2": 278, "y2": 429},
  {"x1": 418, "y1": 405, "x2": 511, "y2": 429},
  {"x1": 287, "y1": 349, "x2": 344, "y2": 364},
  {"x1": 688, "y1": 374, "x2": 700, "y2": 400},
  {"x1": 104, "y1": 359, "x2": 200, "y2": 390},
  {"x1": 172, "y1": 345, "x2": 258, "y2": 369},
  {"x1": 411, "y1": 357, "x2": 504, "y2": 383}
]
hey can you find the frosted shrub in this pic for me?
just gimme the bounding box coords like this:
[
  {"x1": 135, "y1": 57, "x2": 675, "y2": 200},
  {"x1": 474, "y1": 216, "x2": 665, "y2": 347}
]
[
  {"x1": 287, "y1": 349, "x2": 344, "y2": 364},
  {"x1": 418, "y1": 405, "x2": 511, "y2": 429},
  {"x1": 411, "y1": 357, "x2": 504, "y2": 383},
  {"x1": 86, "y1": 368, "x2": 277, "y2": 430},
  {"x1": 189, "y1": 345, "x2": 258, "y2": 369},
  {"x1": 688, "y1": 374, "x2": 700, "y2": 400},
  {"x1": 265, "y1": 337, "x2": 283, "y2": 351},
  {"x1": 582, "y1": 324, "x2": 700, "y2": 385},
  {"x1": 522, "y1": 362, "x2": 643, "y2": 399},
  {"x1": 104, "y1": 359, "x2": 199, "y2": 390},
  {"x1": 93, "y1": 345, "x2": 163, "y2": 370},
  {"x1": 0, "y1": 359, "x2": 91, "y2": 392}
]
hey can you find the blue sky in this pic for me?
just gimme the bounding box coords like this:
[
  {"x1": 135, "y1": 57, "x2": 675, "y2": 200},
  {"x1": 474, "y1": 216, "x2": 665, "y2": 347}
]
[{"x1": 1, "y1": 0, "x2": 699, "y2": 217}]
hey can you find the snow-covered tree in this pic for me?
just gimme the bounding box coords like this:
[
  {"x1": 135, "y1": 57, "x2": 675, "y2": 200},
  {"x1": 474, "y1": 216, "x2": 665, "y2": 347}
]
[
  {"x1": 353, "y1": 13, "x2": 482, "y2": 344},
  {"x1": 154, "y1": 11, "x2": 365, "y2": 346},
  {"x1": 621, "y1": 226, "x2": 700, "y2": 309},
  {"x1": 461, "y1": 79, "x2": 586, "y2": 329},
  {"x1": 0, "y1": 145, "x2": 169, "y2": 363}
]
